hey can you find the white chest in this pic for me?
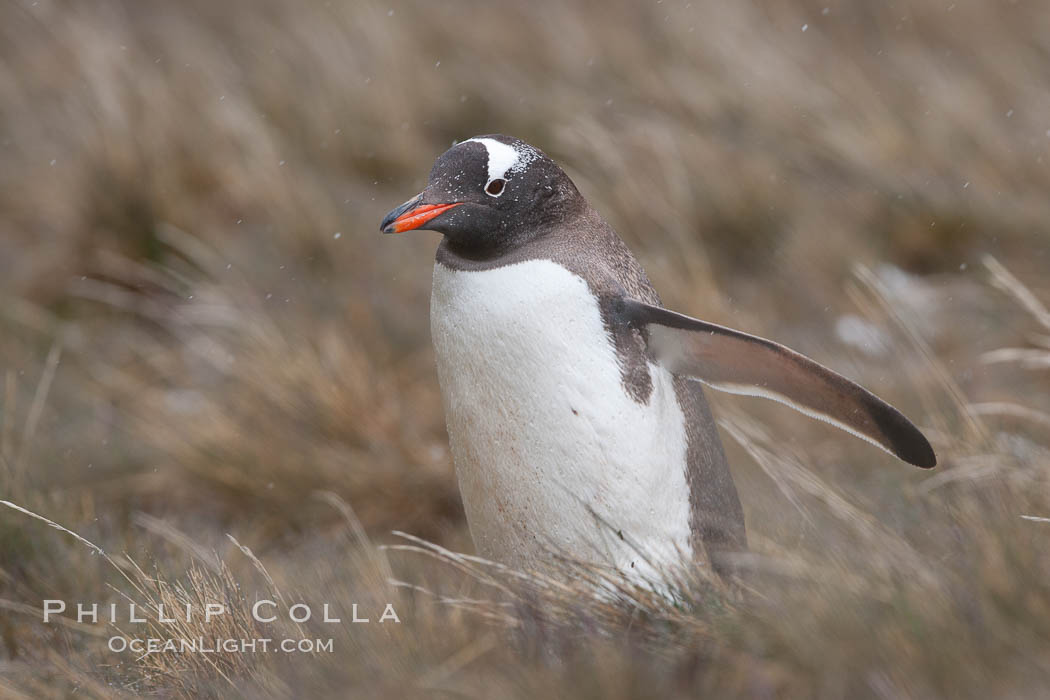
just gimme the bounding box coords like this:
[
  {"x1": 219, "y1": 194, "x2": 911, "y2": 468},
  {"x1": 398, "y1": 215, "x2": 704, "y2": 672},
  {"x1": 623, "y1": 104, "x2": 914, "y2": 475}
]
[{"x1": 430, "y1": 258, "x2": 694, "y2": 579}]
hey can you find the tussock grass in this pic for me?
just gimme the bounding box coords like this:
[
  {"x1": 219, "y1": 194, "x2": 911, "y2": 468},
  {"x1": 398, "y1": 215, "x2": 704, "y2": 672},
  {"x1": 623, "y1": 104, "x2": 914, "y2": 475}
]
[
  {"x1": 1, "y1": 258, "x2": 1048, "y2": 697},
  {"x1": 2, "y1": 0, "x2": 1050, "y2": 697}
]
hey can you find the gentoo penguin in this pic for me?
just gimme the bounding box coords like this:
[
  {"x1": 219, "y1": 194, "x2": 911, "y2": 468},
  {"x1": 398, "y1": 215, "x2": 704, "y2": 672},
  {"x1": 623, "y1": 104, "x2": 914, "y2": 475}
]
[{"x1": 380, "y1": 135, "x2": 935, "y2": 582}]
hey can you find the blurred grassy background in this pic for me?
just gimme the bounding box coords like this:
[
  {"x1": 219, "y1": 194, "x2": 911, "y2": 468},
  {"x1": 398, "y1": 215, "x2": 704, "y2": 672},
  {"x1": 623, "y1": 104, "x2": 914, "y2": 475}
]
[{"x1": 1, "y1": 0, "x2": 1049, "y2": 697}]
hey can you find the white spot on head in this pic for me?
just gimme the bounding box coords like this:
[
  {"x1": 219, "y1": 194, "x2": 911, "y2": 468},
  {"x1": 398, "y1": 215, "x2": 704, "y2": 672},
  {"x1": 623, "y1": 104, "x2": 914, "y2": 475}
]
[
  {"x1": 465, "y1": 137, "x2": 518, "y2": 183},
  {"x1": 463, "y1": 137, "x2": 540, "y2": 196}
]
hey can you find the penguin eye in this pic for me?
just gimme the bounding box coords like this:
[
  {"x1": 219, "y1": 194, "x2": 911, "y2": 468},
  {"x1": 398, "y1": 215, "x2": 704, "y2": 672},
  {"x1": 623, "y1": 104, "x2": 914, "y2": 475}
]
[{"x1": 485, "y1": 179, "x2": 506, "y2": 197}]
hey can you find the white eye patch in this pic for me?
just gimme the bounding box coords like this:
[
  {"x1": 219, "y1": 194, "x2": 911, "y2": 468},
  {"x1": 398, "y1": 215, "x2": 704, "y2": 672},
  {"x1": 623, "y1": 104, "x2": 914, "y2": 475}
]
[{"x1": 464, "y1": 137, "x2": 540, "y2": 197}]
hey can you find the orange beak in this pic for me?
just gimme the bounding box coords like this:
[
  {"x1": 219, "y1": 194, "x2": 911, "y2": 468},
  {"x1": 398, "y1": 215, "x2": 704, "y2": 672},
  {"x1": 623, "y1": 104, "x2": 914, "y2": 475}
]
[{"x1": 380, "y1": 197, "x2": 464, "y2": 234}]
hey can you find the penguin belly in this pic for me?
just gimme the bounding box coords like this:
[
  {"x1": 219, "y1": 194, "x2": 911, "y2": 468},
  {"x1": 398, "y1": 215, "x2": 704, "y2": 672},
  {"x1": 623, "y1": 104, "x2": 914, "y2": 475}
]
[{"x1": 430, "y1": 258, "x2": 694, "y2": 580}]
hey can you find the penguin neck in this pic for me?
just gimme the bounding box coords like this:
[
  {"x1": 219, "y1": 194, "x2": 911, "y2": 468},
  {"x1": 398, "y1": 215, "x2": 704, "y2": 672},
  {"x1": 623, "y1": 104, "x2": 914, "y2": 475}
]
[{"x1": 436, "y1": 200, "x2": 596, "y2": 271}]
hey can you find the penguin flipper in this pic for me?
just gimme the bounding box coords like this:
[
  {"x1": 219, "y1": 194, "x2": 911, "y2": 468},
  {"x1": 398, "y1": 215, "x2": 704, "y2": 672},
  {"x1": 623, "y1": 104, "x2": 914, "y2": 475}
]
[{"x1": 623, "y1": 300, "x2": 936, "y2": 468}]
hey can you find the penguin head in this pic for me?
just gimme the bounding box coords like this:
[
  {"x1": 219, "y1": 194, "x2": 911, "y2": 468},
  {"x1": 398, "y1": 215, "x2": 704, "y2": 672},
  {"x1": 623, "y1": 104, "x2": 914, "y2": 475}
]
[{"x1": 380, "y1": 135, "x2": 583, "y2": 254}]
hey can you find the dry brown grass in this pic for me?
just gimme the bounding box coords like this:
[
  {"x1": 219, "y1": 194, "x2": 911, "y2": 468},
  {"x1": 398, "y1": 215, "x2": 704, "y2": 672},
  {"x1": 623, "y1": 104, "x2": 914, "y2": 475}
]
[{"x1": 2, "y1": 0, "x2": 1050, "y2": 697}]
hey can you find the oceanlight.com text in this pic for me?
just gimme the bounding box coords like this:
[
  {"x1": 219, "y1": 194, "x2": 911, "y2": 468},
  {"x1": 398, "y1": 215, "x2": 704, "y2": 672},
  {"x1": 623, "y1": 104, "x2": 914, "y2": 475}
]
[{"x1": 108, "y1": 636, "x2": 335, "y2": 654}]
